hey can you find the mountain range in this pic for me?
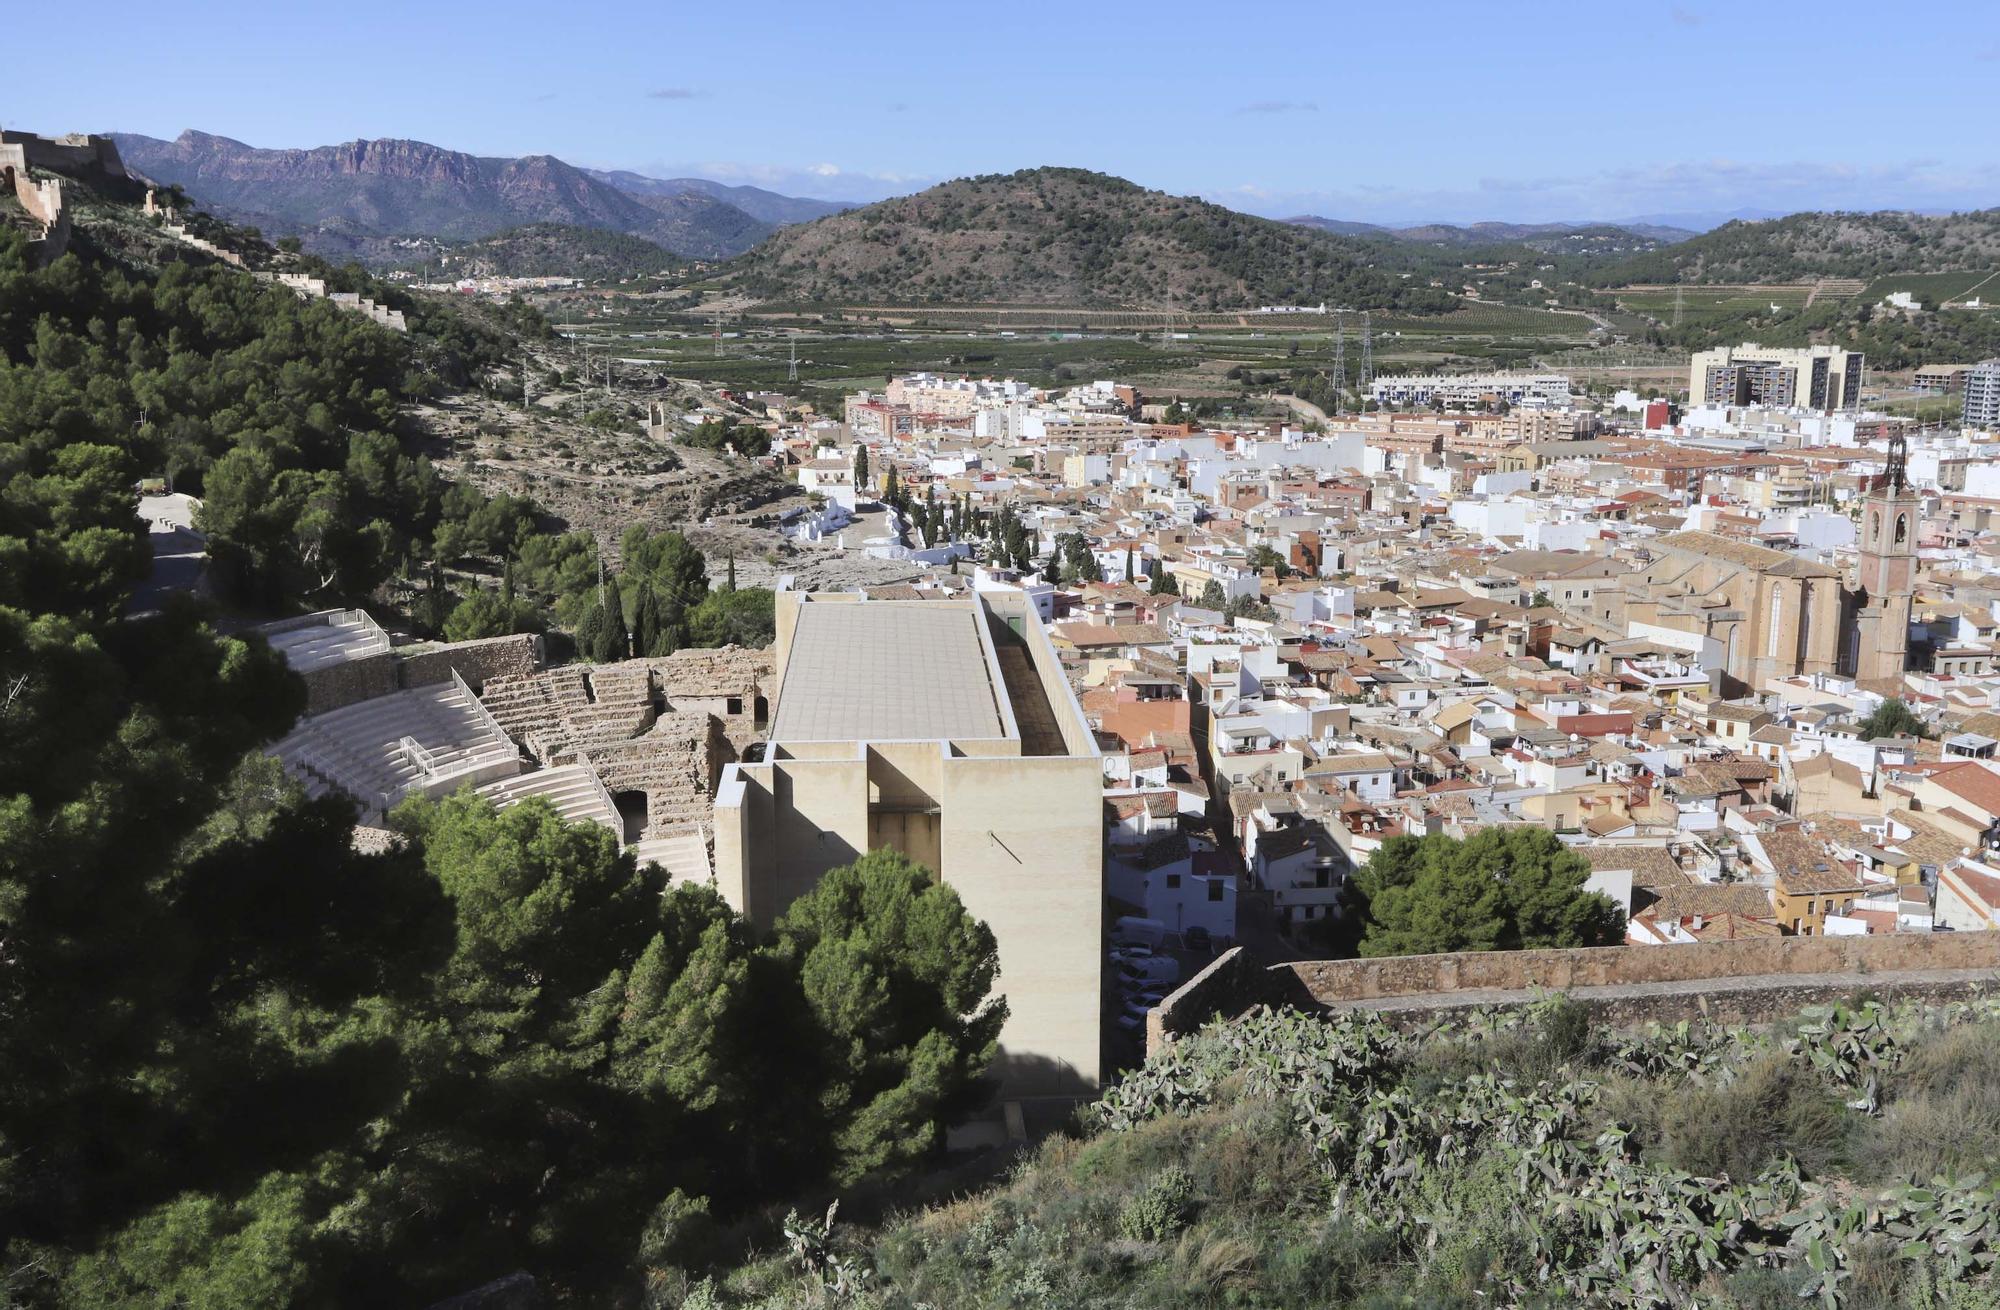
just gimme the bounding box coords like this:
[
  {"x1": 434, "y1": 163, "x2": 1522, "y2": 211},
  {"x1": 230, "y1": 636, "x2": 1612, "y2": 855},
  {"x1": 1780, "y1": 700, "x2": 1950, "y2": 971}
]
[
  {"x1": 109, "y1": 131, "x2": 847, "y2": 260},
  {"x1": 1284, "y1": 215, "x2": 1695, "y2": 248}
]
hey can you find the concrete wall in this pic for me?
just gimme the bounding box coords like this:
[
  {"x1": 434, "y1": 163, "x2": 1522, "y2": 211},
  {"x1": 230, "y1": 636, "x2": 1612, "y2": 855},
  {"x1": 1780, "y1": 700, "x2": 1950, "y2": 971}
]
[{"x1": 938, "y1": 752, "x2": 1104, "y2": 1093}]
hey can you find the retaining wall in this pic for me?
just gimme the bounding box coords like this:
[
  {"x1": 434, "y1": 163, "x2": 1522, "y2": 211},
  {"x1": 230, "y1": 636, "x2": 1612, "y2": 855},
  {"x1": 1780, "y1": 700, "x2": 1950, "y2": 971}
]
[
  {"x1": 1144, "y1": 933, "x2": 2000, "y2": 1057},
  {"x1": 1283, "y1": 933, "x2": 2000, "y2": 1004},
  {"x1": 296, "y1": 633, "x2": 542, "y2": 716}
]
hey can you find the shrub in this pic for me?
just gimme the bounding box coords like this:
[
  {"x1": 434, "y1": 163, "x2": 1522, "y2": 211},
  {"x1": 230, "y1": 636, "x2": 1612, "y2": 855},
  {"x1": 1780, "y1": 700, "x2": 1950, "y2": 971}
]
[
  {"x1": 1661, "y1": 1055, "x2": 1848, "y2": 1179},
  {"x1": 1117, "y1": 1166, "x2": 1195, "y2": 1243}
]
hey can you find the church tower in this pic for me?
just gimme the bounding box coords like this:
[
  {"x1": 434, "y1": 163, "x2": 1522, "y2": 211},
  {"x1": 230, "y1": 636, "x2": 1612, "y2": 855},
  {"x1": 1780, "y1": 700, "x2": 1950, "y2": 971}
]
[{"x1": 1852, "y1": 434, "x2": 1916, "y2": 682}]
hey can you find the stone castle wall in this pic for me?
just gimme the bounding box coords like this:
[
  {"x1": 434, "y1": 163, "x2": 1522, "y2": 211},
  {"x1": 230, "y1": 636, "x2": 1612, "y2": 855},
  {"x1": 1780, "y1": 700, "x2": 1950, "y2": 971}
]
[
  {"x1": 1146, "y1": 933, "x2": 2000, "y2": 1056},
  {"x1": 1283, "y1": 933, "x2": 2000, "y2": 1003},
  {"x1": 1, "y1": 131, "x2": 128, "y2": 268},
  {"x1": 0, "y1": 131, "x2": 125, "y2": 178}
]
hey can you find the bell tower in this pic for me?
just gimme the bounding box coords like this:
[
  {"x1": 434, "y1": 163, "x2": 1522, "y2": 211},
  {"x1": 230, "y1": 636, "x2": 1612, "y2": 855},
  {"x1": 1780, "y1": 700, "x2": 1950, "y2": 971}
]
[{"x1": 1853, "y1": 433, "x2": 1916, "y2": 682}]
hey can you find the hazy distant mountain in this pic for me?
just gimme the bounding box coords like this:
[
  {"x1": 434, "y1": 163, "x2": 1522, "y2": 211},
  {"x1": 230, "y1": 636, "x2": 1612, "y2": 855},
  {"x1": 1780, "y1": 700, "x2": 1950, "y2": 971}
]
[
  {"x1": 110, "y1": 131, "x2": 776, "y2": 259},
  {"x1": 1283, "y1": 216, "x2": 1393, "y2": 238},
  {"x1": 732, "y1": 167, "x2": 1456, "y2": 310},
  {"x1": 1612, "y1": 208, "x2": 1788, "y2": 235},
  {"x1": 1285, "y1": 214, "x2": 1693, "y2": 249},
  {"x1": 581, "y1": 169, "x2": 851, "y2": 226}
]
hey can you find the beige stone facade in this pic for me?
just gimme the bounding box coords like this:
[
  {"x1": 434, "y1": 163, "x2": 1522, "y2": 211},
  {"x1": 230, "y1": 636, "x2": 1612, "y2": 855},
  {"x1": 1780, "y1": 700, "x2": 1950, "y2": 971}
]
[
  {"x1": 1616, "y1": 531, "x2": 1842, "y2": 696},
  {"x1": 712, "y1": 591, "x2": 1105, "y2": 1097}
]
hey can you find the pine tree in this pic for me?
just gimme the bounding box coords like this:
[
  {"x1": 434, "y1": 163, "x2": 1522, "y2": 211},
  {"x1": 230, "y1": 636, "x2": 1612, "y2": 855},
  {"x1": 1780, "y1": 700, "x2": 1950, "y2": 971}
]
[
  {"x1": 725, "y1": 554, "x2": 737, "y2": 593},
  {"x1": 852, "y1": 444, "x2": 870, "y2": 491},
  {"x1": 1150, "y1": 568, "x2": 1180, "y2": 597},
  {"x1": 1124, "y1": 544, "x2": 1135, "y2": 583},
  {"x1": 882, "y1": 464, "x2": 900, "y2": 509}
]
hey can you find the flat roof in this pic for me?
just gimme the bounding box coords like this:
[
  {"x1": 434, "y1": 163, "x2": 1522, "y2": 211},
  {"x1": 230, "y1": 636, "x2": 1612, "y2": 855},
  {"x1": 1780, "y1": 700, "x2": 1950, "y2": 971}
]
[{"x1": 770, "y1": 601, "x2": 1008, "y2": 743}]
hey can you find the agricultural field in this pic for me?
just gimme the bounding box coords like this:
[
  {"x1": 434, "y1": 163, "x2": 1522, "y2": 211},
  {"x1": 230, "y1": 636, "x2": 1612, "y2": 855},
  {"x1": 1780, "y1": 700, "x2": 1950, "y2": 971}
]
[
  {"x1": 544, "y1": 294, "x2": 1614, "y2": 411},
  {"x1": 1858, "y1": 269, "x2": 2000, "y2": 307},
  {"x1": 547, "y1": 320, "x2": 1199, "y2": 409},
  {"x1": 1613, "y1": 283, "x2": 1818, "y2": 331}
]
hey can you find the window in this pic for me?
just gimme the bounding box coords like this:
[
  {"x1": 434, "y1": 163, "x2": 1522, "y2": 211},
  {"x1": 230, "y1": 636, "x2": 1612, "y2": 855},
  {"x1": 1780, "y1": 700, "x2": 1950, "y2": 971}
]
[
  {"x1": 726, "y1": 697, "x2": 743, "y2": 715},
  {"x1": 1165, "y1": 874, "x2": 1181, "y2": 889},
  {"x1": 1207, "y1": 880, "x2": 1224, "y2": 903}
]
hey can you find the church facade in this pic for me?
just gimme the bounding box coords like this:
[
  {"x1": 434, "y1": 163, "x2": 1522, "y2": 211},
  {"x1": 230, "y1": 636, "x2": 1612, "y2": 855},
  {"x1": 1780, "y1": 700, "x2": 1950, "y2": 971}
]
[{"x1": 1611, "y1": 440, "x2": 1916, "y2": 696}]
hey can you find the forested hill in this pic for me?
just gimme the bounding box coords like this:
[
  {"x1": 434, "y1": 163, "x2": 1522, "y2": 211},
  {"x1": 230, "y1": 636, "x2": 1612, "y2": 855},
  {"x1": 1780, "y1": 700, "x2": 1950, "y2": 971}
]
[
  {"x1": 730, "y1": 167, "x2": 1458, "y2": 311},
  {"x1": 111, "y1": 130, "x2": 776, "y2": 260},
  {"x1": 1596, "y1": 208, "x2": 2000, "y2": 284}
]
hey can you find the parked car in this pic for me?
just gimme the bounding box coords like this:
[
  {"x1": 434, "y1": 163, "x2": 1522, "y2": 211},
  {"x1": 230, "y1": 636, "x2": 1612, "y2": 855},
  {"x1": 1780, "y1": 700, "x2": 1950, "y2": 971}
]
[
  {"x1": 1184, "y1": 926, "x2": 1212, "y2": 950},
  {"x1": 1117, "y1": 956, "x2": 1181, "y2": 987},
  {"x1": 1113, "y1": 916, "x2": 1168, "y2": 949}
]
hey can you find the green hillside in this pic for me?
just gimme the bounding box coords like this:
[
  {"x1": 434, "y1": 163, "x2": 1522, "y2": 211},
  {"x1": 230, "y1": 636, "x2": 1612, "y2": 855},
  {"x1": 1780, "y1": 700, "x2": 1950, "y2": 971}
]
[
  {"x1": 1599, "y1": 209, "x2": 2000, "y2": 286},
  {"x1": 691, "y1": 996, "x2": 2000, "y2": 1309},
  {"x1": 729, "y1": 167, "x2": 1460, "y2": 312}
]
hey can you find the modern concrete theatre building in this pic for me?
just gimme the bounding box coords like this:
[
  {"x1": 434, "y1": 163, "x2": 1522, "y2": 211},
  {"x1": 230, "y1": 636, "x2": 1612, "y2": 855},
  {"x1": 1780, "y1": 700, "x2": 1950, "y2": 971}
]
[{"x1": 712, "y1": 591, "x2": 1105, "y2": 1094}]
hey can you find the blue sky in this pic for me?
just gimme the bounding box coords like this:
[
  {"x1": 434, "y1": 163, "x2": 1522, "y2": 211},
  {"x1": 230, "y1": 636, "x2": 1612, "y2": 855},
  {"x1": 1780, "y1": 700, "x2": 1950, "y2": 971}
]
[{"x1": 14, "y1": 0, "x2": 1999, "y2": 225}]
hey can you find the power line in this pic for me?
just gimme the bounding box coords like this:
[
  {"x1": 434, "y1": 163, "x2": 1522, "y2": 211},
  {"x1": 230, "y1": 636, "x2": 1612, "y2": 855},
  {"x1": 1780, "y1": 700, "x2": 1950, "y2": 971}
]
[{"x1": 1359, "y1": 311, "x2": 1374, "y2": 393}]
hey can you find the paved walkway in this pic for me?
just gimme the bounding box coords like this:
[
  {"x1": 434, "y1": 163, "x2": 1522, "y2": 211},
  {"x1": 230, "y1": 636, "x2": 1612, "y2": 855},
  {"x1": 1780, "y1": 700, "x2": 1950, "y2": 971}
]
[{"x1": 128, "y1": 493, "x2": 209, "y2": 616}]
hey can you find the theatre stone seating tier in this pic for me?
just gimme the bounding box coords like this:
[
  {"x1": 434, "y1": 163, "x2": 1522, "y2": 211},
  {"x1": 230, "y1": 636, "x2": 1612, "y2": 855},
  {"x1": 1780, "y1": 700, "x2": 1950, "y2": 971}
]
[
  {"x1": 571, "y1": 711, "x2": 718, "y2": 833},
  {"x1": 260, "y1": 609, "x2": 392, "y2": 674},
  {"x1": 479, "y1": 662, "x2": 740, "y2": 885},
  {"x1": 475, "y1": 765, "x2": 621, "y2": 837},
  {"x1": 628, "y1": 827, "x2": 713, "y2": 884},
  {"x1": 271, "y1": 681, "x2": 522, "y2": 821}
]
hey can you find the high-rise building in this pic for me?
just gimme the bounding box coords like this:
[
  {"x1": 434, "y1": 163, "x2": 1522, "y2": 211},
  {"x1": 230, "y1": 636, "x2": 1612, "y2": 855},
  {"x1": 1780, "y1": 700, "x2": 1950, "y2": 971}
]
[
  {"x1": 1689, "y1": 344, "x2": 1863, "y2": 412},
  {"x1": 1964, "y1": 359, "x2": 2000, "y2": 430}
]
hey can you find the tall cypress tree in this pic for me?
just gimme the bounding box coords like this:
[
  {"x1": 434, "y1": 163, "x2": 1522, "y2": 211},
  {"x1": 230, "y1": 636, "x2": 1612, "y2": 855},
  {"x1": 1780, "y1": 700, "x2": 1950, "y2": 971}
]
[
  {"x1": 632, "y1": 581, "x2": 661, "y2": 657},
  {"x1": 599, "y1": 574, "x2": 628, "y2": 662}
]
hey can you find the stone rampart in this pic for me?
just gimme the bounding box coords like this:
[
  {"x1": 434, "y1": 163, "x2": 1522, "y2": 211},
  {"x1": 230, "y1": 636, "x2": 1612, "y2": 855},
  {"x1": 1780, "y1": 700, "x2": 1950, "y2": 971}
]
[
  {"x1": 1145, "y1": 946, "x2": 1273, "y2": 1055},
  {"x1": 1282, "y1": 933, "x2": 2000, "y2": 1004},
  {"x1": 2, "y1": 144, "x2": 71, "y2": 267},
  {"x1": 1144, "y1": 933, "x2": 2000, "y2": 1057},
  {"x1": 0, "y1": 131, "x2": 125, "y2": 179}
]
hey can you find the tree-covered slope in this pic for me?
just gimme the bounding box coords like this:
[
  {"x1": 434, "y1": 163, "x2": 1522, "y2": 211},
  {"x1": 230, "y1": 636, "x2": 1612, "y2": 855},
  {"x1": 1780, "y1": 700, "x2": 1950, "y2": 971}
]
[
  {"x1": 1599, "y1": 209, "x2": 2000, "y2": 285},
  {"x1": 729, "y1": 167, "x2": 1458, "y2": 311},
  {"x1": 1, "y1": 192, "x2": 1005, "y2": 1307}
]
